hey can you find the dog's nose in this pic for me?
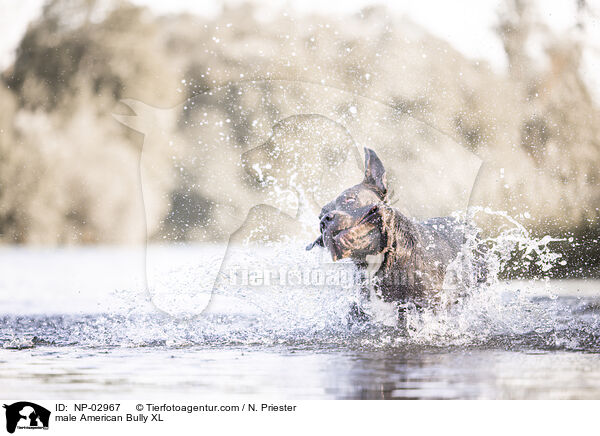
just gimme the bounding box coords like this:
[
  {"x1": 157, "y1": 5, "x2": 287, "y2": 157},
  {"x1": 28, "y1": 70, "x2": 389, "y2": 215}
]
[{"x1": 320, "y1": 212, "x2": 335, "y2": 232}]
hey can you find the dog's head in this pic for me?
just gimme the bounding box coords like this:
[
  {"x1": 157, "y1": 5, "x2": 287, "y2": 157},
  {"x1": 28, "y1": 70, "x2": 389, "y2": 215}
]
[{"x1": 307, "y1": 147, "x2": 389, "y2": 262}]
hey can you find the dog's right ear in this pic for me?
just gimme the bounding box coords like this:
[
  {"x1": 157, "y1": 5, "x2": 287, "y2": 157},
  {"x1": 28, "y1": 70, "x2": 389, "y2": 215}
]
[
  {"x1": 363, "y1": 148, "x2": 387, "y2": 199},
  {"x1": 306, "y1": 235, "x2": 324, "y2": 250}
]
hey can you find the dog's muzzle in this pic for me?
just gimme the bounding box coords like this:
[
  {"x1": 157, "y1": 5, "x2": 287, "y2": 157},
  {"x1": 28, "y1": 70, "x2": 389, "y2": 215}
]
[{"x1": 319, "y1": 212, "x2": 353, "y2": 260}]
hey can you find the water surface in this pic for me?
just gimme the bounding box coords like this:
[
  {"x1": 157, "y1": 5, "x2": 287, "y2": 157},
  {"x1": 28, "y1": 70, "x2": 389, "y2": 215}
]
[{"x1": 1, "y1": 246, "x2": 599, "y2": 399}]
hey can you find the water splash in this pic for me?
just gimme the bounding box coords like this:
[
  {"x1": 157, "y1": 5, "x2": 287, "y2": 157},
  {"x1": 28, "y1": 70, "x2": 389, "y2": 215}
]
[
  {"x1": 2, "y1": 209, "x2": 598, "y2": 352},
  {"x1": 402, "y1": 207, "x2": 567, "y2": 345}
]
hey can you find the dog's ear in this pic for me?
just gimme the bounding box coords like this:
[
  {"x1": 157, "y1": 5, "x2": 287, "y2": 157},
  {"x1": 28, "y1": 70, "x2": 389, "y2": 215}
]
[
  {"x1": 306, "y1": 235, "x2": 324, "y2": 250},
  {"x1": 363, "y1": 147, "x2": 387, "y2": 198}
]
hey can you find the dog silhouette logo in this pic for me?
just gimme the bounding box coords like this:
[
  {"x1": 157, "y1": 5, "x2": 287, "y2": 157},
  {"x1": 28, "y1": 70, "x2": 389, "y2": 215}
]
[
  {"x1": 3, "y1": 402, "x2": 50, "y2": 433},
  {"x1": 114, "y1": 79, "x2": 481, "y2": 319}
]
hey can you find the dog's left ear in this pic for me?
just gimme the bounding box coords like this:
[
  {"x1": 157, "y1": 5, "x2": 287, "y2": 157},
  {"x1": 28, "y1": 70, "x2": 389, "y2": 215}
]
[
  {"x1": 306, "y1": 235, "x2": 324, "y2": 250},
  {"x1": 363, "y1": 148, "x2": 387, "y2": 198}
]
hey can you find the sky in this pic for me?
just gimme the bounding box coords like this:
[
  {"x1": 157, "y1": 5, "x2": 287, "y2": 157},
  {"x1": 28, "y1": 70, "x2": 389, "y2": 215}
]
[{"x1": 0, "y1": 0, "x2": 598, "y2": 100}]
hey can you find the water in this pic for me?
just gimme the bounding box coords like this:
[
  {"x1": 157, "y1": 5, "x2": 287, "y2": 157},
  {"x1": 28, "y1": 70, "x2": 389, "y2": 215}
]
[{"x1": 1, "y1": 245, "x2": 599, "y2": 400}]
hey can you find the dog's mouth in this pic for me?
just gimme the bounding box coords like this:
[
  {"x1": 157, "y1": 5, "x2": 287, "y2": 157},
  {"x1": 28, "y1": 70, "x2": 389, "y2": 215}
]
[
  {"x1": 324, "y1": 222, "x2": 380, "y2": 261},
  {"x1": 330, "y1": 228, "x2": 348, "y2": 239},
  {"x1": 325, "y1": 233, "x2": 348, "y2": 261},
  {"x1": 322, "y1": 227, "x2": 349, "y2": 261},
  {"x1": 307, "y1": 205, "x2": 383, "y2": 260}
]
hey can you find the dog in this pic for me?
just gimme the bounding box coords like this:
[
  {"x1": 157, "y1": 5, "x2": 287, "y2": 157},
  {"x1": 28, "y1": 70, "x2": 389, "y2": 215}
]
[{"x1": 307, "y1": 148, "x2": 475, "y2": 316}]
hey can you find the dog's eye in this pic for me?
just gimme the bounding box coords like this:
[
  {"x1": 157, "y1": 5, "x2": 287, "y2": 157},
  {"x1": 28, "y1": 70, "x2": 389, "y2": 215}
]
[{"x1": 344, "y1": 197, "x2": 355, "y2": 204}]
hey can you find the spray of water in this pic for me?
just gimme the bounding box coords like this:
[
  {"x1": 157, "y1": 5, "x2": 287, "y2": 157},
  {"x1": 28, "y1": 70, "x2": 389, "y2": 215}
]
[
  {"x1": 125, "y1": 206, "x2": 574, "y2": 348},
  {"x1": 402, "y1": 207, "x2": 565, "y2": 346}
]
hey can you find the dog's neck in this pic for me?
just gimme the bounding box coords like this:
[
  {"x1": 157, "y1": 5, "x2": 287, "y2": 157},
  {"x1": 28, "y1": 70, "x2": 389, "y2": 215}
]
[
  {"x1": 354, "y1": 205, "x2": 429, "y2": 302},
  {"x1": 351, "y1": 205, "x2": 419, "y2": 273},
  {"x1": 380, "y1": 205, "x2": 418, "y2": 265}
]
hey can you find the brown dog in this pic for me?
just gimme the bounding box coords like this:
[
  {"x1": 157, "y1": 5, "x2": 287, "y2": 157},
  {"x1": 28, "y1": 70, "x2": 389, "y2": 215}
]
[{"x1": 307, "y1": 148, "x2": 472, "y2": 313}]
